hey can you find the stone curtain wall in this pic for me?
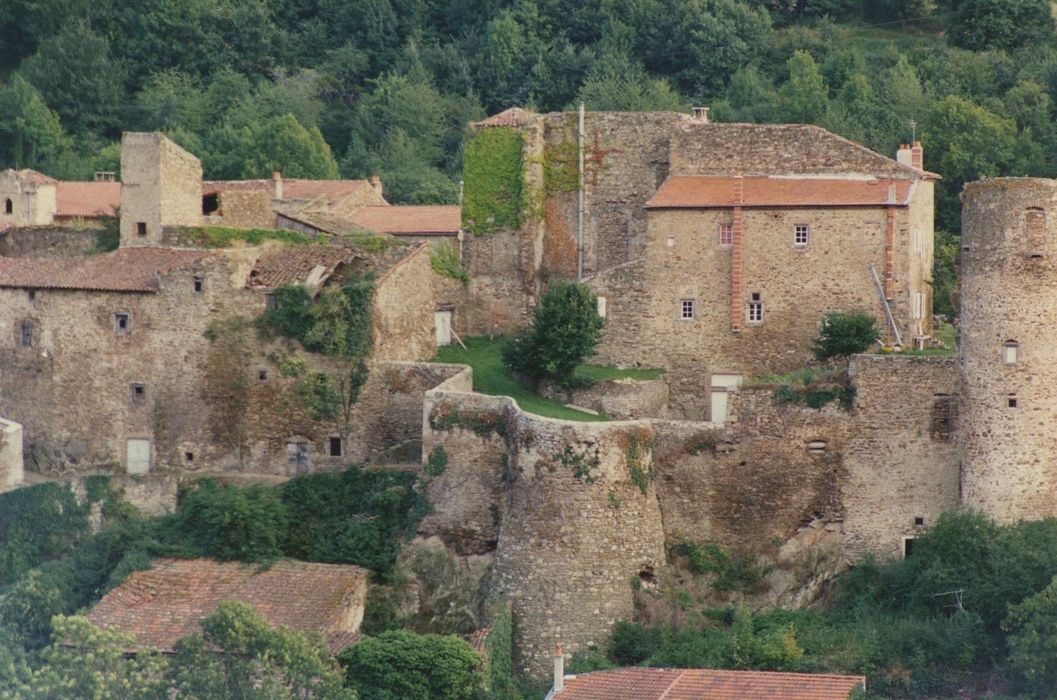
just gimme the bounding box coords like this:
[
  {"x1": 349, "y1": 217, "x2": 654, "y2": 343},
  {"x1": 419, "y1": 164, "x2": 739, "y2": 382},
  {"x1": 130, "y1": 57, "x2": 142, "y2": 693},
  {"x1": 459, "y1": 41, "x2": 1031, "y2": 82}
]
[
  {"x1": 842, "y1": 355, "x2": 960, "y2": 559},
  {"x1": 583, "y1": 259, "x2": 649, "y2": 368},
  {"x1": 211, "y1": 190, "x2": 275, "y2": 229},
  {"x1": 372, "y1": 243, "x2": 438, "y2": 362},
  {"x1": 0, "y1": 226, "x2": 102, "y2": 257},
  {"x1": 540, "y1": 375, "x2": 669, "y2": 419},
  {"x1": 959, "y1": 178, "x2": 1057, "y2": 522}
]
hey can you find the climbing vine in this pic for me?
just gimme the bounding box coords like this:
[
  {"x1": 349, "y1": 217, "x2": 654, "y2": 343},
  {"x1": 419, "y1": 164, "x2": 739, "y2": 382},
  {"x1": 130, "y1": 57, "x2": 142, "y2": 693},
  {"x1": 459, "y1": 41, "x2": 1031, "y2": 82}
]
[
  {"x1": 428, "y1": 402, "x2": 510, "y2": 439},
  {"x1": 623, "y1": 429, "x2": 655, "y2": 495},
  {"x1": 425, "y1": 445, "x2": 448, "y2": 477},
  {"x1": 462, "y1": 127, "x2": 525, "y2": 236},
  {"x1": 428, "y1": 241, "x2": 469, "y2": 284},
  {"x1": 542, "y1": 138, "x2": 579, "y2": 195},
  {"x1": 534, "y1": 444, "x2": 601, "y2": 484}
]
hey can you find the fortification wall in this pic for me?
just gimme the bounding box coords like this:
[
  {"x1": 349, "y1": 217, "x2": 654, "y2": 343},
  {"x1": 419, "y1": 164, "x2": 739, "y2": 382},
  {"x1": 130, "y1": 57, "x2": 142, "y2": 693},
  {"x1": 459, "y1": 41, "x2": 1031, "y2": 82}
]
[
  {"x1": 0, "y1": 226, "x2": 102, "y2": 257},
  {"x1": 540, "y1": 375, "x2": 669, "y2": 419},
  {"x1": 959, "y1": 178, "x2": 1057, "y2": 522},
  {"x1": 584, "y1": 259, "x2": 649, "y2": 367},
  {"x1": 843, "y1": 355, "x2": 960, "y2": 559},
  {"x1": 120, "y1": 133, "x2": 202, "y2": 246}
]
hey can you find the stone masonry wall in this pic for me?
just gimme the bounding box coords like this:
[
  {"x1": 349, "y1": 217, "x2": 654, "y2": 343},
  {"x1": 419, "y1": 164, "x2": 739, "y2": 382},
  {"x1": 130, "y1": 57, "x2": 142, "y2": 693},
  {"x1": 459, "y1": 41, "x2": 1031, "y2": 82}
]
[
  {"x1": 842, "y1": 354, "x2": 960, "y2": 559},
  {"x1": 373, "y1": 243, "x2": 437, "y2": 362},
  {"x1": 214, "y1": 190, "x2": 275, "y2": 228},
  {"x1": 584, "y1": 259, "x2": 650, "y2": 367},
  {"x1": 0, "y1": 226, "x2": 102, "y2": 257},
  {"x1": 0, "y1": 172, "x2": 56, "y2": 227},
  {"x1": 120, "y1": 133, "x2": 202, "y2": 246},
  {"x1": 0, "y1": 417, "x2": 24, "y2": 491}
]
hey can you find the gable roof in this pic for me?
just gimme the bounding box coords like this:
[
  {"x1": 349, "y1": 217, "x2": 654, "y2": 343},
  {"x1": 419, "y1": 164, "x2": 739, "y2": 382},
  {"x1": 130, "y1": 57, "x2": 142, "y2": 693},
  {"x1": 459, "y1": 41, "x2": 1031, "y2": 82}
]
[
  {"x1": 647, "y1": 176, "x2": 915, "y2": 209},
  {"x1": 13, "y1": 169, "x2": 57, "y2": 185},
  {"x1": 87, "y1": 558, "x2": 368, "y2": 654},
  {"x1": 247, "y1": 244, "x2": 357, "y2": 290},
  {"x1": 344, "y1": 205, "x2": 461, "y2": 236},
  {"x1": 0, "y1": 248, "x2": 208, "y2": 292},
  {"x1": 553, "y1": 668, "x2": 866, "y2": 700},
  {"x1": 203, "y1": 179, "x2": 371, "y2": 203},
  {"x1": 475, "y1": 107, "x2": 534, "y2": 128},
  {"x1": 55, "y1": 181, "x2": 121, "y2": 218}
]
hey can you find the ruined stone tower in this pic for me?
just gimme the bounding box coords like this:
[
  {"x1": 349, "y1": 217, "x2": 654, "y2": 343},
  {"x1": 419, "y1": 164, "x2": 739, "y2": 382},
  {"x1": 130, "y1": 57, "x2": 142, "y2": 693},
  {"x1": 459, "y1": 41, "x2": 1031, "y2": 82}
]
[
  {"x1": 120, "y1": 132, "x2": 202, "y2": 246},
  {"x1": 960, "y1": 178, "x2": 1057, "y2": 521}
]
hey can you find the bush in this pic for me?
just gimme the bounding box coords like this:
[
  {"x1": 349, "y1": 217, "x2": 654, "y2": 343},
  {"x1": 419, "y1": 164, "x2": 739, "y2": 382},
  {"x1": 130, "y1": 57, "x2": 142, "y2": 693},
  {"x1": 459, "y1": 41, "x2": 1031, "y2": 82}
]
[
  {"x1": 811, "y1": 311, "x2": 879, "y2": 361},
  {"x1": 340, "y1": 630, "x2": 484, "y2": 700},
  {"x1": 501, "y1": 280, "x2": 604, "y2": 387}
]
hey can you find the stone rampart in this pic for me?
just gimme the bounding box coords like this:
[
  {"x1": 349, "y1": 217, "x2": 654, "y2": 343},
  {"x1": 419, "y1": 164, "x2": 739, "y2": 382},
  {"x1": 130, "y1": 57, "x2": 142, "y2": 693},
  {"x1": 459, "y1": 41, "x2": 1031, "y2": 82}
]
[{"x1": 0, "y1": 226, "x2": 102, "y2": 258}]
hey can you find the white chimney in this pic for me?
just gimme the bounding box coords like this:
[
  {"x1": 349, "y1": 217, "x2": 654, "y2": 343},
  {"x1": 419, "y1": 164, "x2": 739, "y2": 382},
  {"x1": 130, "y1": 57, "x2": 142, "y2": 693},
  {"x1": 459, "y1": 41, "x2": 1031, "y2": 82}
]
[
  {"x1": 272, "y1": 171, "x2": 283, "y2": 200},
  {"x1": 692, "y1": 106, "x2": 711, "y2": 123},
  {"x1": 896, "y1": 144, "x2": 913, "y2": 168},
  {"x1": 553, "y1": 642, "x2": 565, "y2": 693}
]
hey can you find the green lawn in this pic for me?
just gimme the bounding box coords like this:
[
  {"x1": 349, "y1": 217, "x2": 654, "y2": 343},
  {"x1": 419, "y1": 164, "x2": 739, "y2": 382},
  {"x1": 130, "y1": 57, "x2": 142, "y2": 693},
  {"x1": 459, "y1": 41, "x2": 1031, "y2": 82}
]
[{"x1": 433, "y1": 337, "x2": 612, "y2": 422}]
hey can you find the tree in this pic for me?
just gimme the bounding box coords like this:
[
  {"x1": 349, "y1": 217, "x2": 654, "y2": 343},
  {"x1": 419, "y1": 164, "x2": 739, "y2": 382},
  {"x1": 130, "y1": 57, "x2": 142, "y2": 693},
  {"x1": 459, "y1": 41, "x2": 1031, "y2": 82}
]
[
  {"x1": 167, "y1": 601, "x2": 355, "y2": 700},
  {"x1": 811, "y1": 312, "x2": 879, "y2": 361},
  {"x1": 502, "y1": 280, "x2": 605, "y2": 387},
  {"x1": 575, "y1": 57, "x2": 685, "y2": 112},
  {"x1": 938, "y1": 0, "x2": 1054, "y2": 52},
  {"x1": 779, "y1": 50, "x2": 829, "y2": 123},
  {"x1": 1006, "y1": 576, "x2": 1057, "y2": 694},
  {"x1": 0, "y1": 74, "x2": 66, "y2": 169},
  {"x1": 340, "y1": 629, "x2": 483, "y2": 700}
]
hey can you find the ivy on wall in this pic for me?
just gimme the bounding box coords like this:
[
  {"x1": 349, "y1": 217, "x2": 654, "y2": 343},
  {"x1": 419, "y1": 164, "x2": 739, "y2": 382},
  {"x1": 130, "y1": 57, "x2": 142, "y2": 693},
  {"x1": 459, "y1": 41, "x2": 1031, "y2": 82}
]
[
  {"x1": 462, "y1": 127, "x2": 525, "y2": 236},
  {"x1": 428, "y1": 241, "x2": 469, "y2": 284}
]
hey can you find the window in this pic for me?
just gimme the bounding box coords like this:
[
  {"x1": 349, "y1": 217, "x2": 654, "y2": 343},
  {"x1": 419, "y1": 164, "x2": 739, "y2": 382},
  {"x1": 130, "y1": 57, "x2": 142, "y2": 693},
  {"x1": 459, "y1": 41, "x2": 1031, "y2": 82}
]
[
  {"x1": 114, "y1": 313, "x2": 130, "y2": 335},
  {"x1": 202, "y1": 193, "x2": 219, "y2": 215},
  {"x1": 680, "y1": 299, "x2": 695, "y2": 320},
  {"x1": 258, "y1": 369, "x2": 268, "y2": 381},
  {"x1": 914, "y1": 516, "x2": 925, "y2": 527},
  {"x1": 27, "y1": 290, "x2": 35, "y2": 302},
  {"x1": 1008, "y1": 395, "x2": 1019, "y2": 408},
  {"x1": 184, "y1": 451, "x2": 195, "y2": 463},
  {"x1": 903, "y1": 536, "x2": 916, "y2": 558},
  {"x1": 748, "y1": 293, "x2": 763, "y2": 323},
  {"x1": 794, "y1": 224, "x2": 809, "y2": 246},
  {"x1": 1027, "y1": 208, "x2": 1046, "y2": 258},
  {"x1": 597, "y1": 296, "x2": 607, "y2": 319},
  {"x1": 20, "y1": 321, "x2": 33, "y2": 348},
  {"x1": 931, "y1": 394, "x2": 954, "y2": 441},
  {"x1": 1003, "y1": 340, "x2": 1019, "y2": 364},
  {"x1": 193, "y1": 276, "x2": 203, "y2": 293},
  {"x1": 136, "y1": 222, "x2": 147, "y2": 237},
  {"x1": 265, "y1": 293, "x2": 278, "y2": 311},
  {"x1": 719, "y1": 222, "x2": 733, "y2": 246},
  {"x1": 328, "y1": 436, "x2": 343, "y2": 457},
  {"x1": 130, "y1": 383, "x2": 145, "y2": 405},
  {"x1": 3, "y1": 198, "x2": 11, "y2": 214}
]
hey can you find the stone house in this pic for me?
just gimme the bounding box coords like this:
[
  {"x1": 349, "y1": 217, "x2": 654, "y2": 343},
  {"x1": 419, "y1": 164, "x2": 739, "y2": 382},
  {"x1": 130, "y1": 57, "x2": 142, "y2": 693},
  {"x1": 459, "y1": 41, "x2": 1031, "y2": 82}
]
[
  {"x1": 0, "y1": 169, "x2": 119, "y2": 228},
  {"x1": 87, "y1": 558, "x2": 368, "y2": 654}
]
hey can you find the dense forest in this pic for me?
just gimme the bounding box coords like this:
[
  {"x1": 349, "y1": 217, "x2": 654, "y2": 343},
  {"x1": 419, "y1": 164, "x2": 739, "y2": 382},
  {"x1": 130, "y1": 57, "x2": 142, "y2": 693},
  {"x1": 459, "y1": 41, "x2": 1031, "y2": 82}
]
[{"x1": 1, "y1": 0, "x2": 1055, "y2": 237}]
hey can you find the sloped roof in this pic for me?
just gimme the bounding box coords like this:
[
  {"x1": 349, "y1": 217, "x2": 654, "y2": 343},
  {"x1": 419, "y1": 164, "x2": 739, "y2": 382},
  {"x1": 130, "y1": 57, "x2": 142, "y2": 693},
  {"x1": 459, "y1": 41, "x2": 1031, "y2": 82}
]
[
  {"x1": 55, "y1": 181, "x2": 121, "y2": 218},
  {"x1": 87, "y1": 558, "x2": 368, "y2": 654},
  {"x1": 14, "y1": 169, "x2": 57, "y2": 185},
  {"x1": 247, "y1": 244, "x2": 356, "y2": 289},
  {"x1": 475, "y1": 107, "x2": 534, "y2": 128},
  {"x1": 647, "y1": 176, "x2": 915, "y2": 209},
  {"x1": 344, "y1": 205, "x2": 461, "y2": 236},
  {"x1": 0, "y1": 248, "x2": 208, "y2": 292},
  {"x1": 203, "y1": 179, "x2": 371, "y2": 203},
  {"x1": 554, "y1": 668, "x2": 866, "y2": 700}
]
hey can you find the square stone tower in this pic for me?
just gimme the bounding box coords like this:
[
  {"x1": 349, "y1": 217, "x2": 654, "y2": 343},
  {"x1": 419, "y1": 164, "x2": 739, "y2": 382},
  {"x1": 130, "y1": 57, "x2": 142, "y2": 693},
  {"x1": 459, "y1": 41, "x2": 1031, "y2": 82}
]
[
  {"x1": 120, "y1": 133, "x2": 202, "y2": 246},
  {"x1": 0, "y1": 170, "x2": 57, "y2": 227}
]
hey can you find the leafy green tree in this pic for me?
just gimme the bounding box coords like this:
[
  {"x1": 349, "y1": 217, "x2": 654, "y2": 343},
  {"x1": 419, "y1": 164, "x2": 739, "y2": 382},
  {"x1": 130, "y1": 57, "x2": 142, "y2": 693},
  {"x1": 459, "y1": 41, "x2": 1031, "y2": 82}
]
[
  {"x1": 247, "y1": 114, "x2": 340, "y2": 179},
  {"x1": 812, "y1": 311, "x2": 880, "y2": 361},
  {"x1": 575, "y1": 58, "x2": 685, "y2": 112},
  {"x1": 362, "y1": 128, "x2": 459, "y2": 204},
  {"x1": 938, "y1": 0, "x2": 1054, "y2": 52},
  {"x1": 779, "y1": 50, "x2": 829, "y2": 123},
  {"x1": 340, "y1": 629, "x2": 483, "y2": 700},
  {"x1": 167, "y1": 601, "x2": 355, "y2": 700},
  {"x1": 502, "y1": 280, "x2": 605, "y2": 387},
  {"x1": 1006, "y1": 575, "x2": 1057, "y2": 694},
  {"x1": 0, "y1": 74, "x2": 66, "y2": 169},
  {"x1": 2, "y1": 615, "x2": 168, "y2": 700}
]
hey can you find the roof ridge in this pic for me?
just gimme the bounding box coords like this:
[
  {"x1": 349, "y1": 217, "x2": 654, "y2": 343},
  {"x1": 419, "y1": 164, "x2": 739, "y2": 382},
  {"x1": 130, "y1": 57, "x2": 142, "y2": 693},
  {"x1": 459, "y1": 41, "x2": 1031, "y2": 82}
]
[{"x1": 656, "y1": 668, "x2": 686, "y2": 699}]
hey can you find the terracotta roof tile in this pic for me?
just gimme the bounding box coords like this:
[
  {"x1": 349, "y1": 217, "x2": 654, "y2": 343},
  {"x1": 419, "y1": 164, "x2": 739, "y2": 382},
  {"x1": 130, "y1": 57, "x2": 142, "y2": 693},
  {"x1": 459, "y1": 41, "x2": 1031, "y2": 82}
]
[
  {"x1": 87, "y1": 558, "x2": 368, "y2": 654},
  {"x1": 203, "y1": 179, "x2": 370, "y2": 203},
  {"x1": 344, "y1": 205, "x2": 461, "y2": 236},
  {"x1": 16, "y1": 169, "x2": 57, "y2": 185},
  {"x1": 555, "y1": 668, "x2": 866, "y2": 700},
  {"x1": 0, "y1": 247, "x2": 208, "y2": 292},
  {"x1": 55, "y1": 181, "x2": 121, "y2": 218},
  {"x1": 247, "y1": 244, "x2": 357, "y2": 289},
  {"x1": 647, "y1": 176, "x2": 914, "y2": 209},
  {"x1": 475, "y1": 107, "x2": 533, "y2": 128}
]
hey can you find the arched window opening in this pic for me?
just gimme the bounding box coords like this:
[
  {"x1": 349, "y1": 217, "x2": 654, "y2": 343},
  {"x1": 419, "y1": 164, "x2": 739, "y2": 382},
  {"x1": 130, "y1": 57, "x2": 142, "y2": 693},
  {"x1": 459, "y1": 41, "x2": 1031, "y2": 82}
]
[{"x1": 4, "y1": 198, "x2": 12, "y2": 214}]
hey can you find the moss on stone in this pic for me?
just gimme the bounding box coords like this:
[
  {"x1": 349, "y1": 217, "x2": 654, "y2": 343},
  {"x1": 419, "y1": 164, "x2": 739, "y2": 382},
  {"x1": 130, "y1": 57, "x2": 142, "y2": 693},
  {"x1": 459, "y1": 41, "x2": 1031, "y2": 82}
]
[{"x1": 462, "y1": 127, "x2": 525, "y2": 236}]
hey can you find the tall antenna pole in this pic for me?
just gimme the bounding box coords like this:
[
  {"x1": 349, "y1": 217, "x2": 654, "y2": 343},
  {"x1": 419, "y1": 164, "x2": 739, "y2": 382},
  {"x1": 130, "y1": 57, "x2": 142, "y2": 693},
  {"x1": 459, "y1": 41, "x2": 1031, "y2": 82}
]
[
  {"x1": 577, "y1": 103, "x2": 585, "y2": 281},
  {"x1": 910, "y1": 119, "x2": 917, "y2": 142}
]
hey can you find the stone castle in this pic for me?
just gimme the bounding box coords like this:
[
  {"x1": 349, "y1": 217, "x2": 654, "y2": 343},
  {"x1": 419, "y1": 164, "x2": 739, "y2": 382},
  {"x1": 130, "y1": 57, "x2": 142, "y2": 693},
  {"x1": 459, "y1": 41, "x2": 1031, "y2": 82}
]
[{"x1": 0, "y1": 111, "x2": 1050, "y2": 675}]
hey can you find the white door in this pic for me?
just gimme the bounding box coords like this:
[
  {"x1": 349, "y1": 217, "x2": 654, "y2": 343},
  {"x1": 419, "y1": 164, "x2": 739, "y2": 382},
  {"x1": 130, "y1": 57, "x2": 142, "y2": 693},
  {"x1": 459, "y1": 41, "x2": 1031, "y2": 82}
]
[
  {"x1": 434, "y1": 310, "x2": 452, "y2": 346},
  {"x1": 126, "y1": 439, "x2": 151, "y2": 475},
  {"x1": 709, "y1": 374, "x2": 743, "y2": 425}
]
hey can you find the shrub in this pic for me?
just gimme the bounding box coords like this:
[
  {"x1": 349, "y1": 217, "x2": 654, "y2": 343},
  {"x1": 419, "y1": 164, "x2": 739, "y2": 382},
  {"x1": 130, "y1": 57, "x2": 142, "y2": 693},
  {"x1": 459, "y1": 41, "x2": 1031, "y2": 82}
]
[
  {"x1": 502, "y1": 280, "x2": 604, "y2": 387},
  {"x1": 811, "y1": 311, "x2": 879, "y2": 362},
  {"x1": 1006, "y1": 575, "x2": 1057, "y2": 694},
  {"x1": 340, "y1": 629, "x2": 484, "y2": 700},
  {"x1": 610, "y1": 620, "x2": 662, "y2": 665}
]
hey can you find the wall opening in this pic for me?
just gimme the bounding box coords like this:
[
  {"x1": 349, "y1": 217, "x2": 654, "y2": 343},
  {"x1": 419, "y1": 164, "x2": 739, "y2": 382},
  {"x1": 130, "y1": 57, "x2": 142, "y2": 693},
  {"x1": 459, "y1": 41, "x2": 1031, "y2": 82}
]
[
  {"x1": 126, "y1": 438, "x2": 151, "y2": 475},
  {"x1": 914, "y1": 516, "x2": 925, "y2": 527},
  {"x1": 129, "y1": 383, "x2": 145, "y2": 405},
  {"x1": 3, "y1": 198, "x2": 11, "y2": 214},
  {"x1": 748, "y1": 293, "x2": 763, "y2": 323},
  {"x1": 1026, "y1": 207, "x2": 1046, "y2": 258},
  {"x1": 1003, "y1": 340, "x2": 1019, "y2": 364},
  {"x1": 136, "y1": 222, "x2": 147, "y2": 237},
  {"x1": 902, "y1": 536, "x2": 916, "y2": 558},
  {"x1": 931, "y1": 394, "x2": 954, "y2": 441},
  {"x1": 1008, "y1": 395, "x2": 1019, "y2": 408},
  {"x1": 328, "y1": 436, "x2": 343, "y2": 457},
  {"x1": 114, "y1": 313, "x2": 130, "y2": 335},
  {"x1": 193, "y1": 276, "x2": 203, "y2": 293},
  {"x1": 202, "y1": 193, "x2": 219, "y2": 215},
  {"x1": 184, "y1": 451, "x2": 194, "y2": 463},
  {"x1": 258, "y1": 369, "x2": 268, "y2": 381},
  {"x1": 19, "y1": 321, "x2": 33, "y2": 348},
  {"x1": 287, "y1": 440, "x2": 310, "y2": 474}
]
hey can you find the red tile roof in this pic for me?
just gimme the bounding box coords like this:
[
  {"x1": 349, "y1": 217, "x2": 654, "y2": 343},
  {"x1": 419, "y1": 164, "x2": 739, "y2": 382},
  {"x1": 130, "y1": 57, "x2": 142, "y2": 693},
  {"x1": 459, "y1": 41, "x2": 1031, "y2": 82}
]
[
  {"x1": 55, "y1": 181, "x2": 121, "y2": 218},
  {"x1": 203, "y1": 179, "x2": 371, "y2": 203},
  {"x1": 344, "y1": 205, "x2": 461, "y2": 236},
  {"x1": 475, "y1": 107, "x2": 533, "y2": 128},
  {"x1": 0, "y1": 247, "x2": 208, "y2": 292},
  {"x1": 87, "y1": 558, "x2": 368, "y2": 654},
  {"x1": 555, "y1": 668, "x2": 866, "y2": 700},
  {"x1": 247, "y1": 244, "x2": 356, "y2": 289},
  {"x1": 15, "y1": 169, "x2": 57, "y2": 185},
  {"x1": 648, "y1": 176, "x2": 914, "y2": 209}
]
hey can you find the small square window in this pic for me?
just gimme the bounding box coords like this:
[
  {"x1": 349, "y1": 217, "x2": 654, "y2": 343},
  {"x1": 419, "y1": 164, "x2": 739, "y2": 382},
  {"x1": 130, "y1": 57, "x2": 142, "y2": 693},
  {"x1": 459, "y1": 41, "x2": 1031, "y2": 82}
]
[
  {"x1": 136, "y1": 222, "x2": 147, "y2": 237},
  {"x1": 794, "y1": 224, "x2": 809, "y2": 246},
  {"x1": 1008, "y1": 396, "x2": 1019, "y2": 408},
  {"x1": 130, "y1": 383, "x2": 145, "y2": 405},
  {"x1": 914, "y1": 516, "x2": 925, "y2": 526},
  {"x1": 20, "y1": 321, "x2": 33, "y2": 347},
  {"x1": 193, "y1": 276, "x2": 203, "y2": 293},
  {"x1": 184, "y1": 451, "x2": 195, "y2": 462},
  {"x1": 748, "y1": 293, "x2": 763, "y2": 323},
  {"x1": 114, "y1": 313, "x2": 130, "y2": 335},
  {"x1": 328, "y1": 436, "x2": 343, "y2": 457},
  {"x1": 258, "y1": 369, "x2": 268, "y2": 381},
  {"x1": 680, "y1": 299, "x2": 695, "y2": 320},
  {"x1": 719, "y1": 223, "x2": 733, "y2": 246}
]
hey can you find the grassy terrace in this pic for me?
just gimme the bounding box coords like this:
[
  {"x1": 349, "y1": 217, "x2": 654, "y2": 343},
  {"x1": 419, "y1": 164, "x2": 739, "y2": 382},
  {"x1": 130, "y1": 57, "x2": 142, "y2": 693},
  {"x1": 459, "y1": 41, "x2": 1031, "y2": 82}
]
[{"x1": 433, "y1": 336, "x2": 664, "y2": 422}]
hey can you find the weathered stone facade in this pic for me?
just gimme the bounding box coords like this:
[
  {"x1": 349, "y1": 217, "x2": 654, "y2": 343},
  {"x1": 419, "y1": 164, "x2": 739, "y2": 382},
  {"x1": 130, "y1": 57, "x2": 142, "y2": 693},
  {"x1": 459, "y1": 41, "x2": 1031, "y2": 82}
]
[
  {"x1": 0, "y1": 226, "x2": 102, "y2": 258},
  {"x1": 0, "y1": 170, "x2": 57, "y2": 227},
  {"x1": 0, "y1": 416, "x2": 23, "y2": 491},
  {"x1": 120, "y1": 133, "x2": 202, "y2": 246}
]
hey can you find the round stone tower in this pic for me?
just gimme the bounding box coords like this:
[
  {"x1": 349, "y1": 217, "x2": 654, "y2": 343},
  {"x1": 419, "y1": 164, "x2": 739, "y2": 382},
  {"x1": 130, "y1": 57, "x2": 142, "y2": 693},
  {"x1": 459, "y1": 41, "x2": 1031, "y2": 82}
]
[{"x1": 960, "y1": 178, "x2": 1057, "y2": 521}]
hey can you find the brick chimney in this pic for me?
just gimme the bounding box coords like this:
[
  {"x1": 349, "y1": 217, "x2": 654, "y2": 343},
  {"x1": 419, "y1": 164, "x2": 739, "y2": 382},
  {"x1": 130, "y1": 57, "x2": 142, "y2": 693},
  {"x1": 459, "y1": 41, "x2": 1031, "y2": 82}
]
[
  {"x1": 911, "y1": 140, "x2": 923, "y2": 169},
  {"x1": 272, "y1": 171, "x2": 283, "y2": 200},
  {"x1": 896, "y1": 144, "x2": 913, "y2": 168},
  {"x1": 369, "y1": 175, "x2": 383, "y2": 198},
  {"x1": 553, "y1": 642, "x2": 565, "y2": 694}
]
